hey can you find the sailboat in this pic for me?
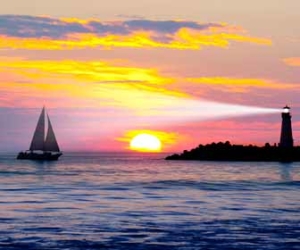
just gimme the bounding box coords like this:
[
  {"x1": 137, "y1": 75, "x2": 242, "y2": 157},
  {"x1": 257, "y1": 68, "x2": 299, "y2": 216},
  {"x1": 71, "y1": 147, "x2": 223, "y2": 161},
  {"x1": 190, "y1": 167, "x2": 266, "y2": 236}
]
[{"x1": 17, "y1": 107, "x2": 63, "y2": 160}]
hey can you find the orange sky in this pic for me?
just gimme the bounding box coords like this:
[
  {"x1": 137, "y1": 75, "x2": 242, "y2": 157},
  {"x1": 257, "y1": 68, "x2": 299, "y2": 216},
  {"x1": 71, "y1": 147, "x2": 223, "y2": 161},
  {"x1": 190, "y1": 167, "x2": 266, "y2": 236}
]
[{"x1": 0, "y1": 2, "x2": 300, "y2": 152}]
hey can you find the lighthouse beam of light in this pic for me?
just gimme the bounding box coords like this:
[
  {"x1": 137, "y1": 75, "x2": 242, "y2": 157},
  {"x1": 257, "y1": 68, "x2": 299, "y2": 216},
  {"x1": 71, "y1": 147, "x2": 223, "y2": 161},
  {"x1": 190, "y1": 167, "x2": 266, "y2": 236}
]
[
  {"x1": 73, "y1": 96, "x2": 283, "y2": 137},
  {"x1": 134, "y1": 96, "x2": 283, "y2": 125}
]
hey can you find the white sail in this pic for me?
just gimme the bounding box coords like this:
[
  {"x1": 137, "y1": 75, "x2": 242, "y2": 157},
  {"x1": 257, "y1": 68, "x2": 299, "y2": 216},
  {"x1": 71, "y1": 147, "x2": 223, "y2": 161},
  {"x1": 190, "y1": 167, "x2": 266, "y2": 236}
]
[
  {"x1": 44, "y1": 114, "x2": 60, "y2": 152},
  {"x1": 29, "y1": 107, "x2": 45, "y2": 151}
]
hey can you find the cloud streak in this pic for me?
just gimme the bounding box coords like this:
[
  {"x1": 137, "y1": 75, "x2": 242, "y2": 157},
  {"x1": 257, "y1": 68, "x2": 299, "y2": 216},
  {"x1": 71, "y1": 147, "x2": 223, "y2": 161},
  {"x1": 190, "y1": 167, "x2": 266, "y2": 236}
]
[
  {"x1": 283, "y1": 57, "x2": 300, "y2": 67},
  {"x1": 1, "y1": 58, "x2": 297, "y2": 110},
  {"x1": 0, "y1": 15, "x2": 272, "y2": 50},
  {"x1": 187, "y1": 77, "x2": 296, "y2": 92},
  {"x1": 0, "y1": 58, "x2": 186, "y2": 109},
  {"x1": 0, "y1": 15, "x2": 222, "y2": 38}
]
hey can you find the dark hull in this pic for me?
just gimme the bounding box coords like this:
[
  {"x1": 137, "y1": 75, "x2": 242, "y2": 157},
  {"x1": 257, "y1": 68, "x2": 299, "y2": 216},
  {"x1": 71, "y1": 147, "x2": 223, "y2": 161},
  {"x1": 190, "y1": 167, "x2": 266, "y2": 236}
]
[{"x1": 17, "y1": 152, "x2": 62, "y2": 161}]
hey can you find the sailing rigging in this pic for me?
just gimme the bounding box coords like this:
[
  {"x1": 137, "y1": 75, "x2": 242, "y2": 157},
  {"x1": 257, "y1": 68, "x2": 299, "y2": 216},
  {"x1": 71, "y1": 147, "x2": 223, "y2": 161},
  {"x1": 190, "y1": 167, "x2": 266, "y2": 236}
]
[{"x1": 17, "y1": 107, "x2": 62, "y2": 160}]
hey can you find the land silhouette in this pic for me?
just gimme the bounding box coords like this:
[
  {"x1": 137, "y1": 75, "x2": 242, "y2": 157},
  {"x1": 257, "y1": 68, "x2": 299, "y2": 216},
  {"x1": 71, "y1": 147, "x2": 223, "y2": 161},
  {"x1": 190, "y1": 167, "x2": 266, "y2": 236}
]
[
  {"x1": 166, "y1": 106, "x2": 299, "y2": 162},
  {"x1": 165, "y1": 141, "x2": 300, "y2": 162}
]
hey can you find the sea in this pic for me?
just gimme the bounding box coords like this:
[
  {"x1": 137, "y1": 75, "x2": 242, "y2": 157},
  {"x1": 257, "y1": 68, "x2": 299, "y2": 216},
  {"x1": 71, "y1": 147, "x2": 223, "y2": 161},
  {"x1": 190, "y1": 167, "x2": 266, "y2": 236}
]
[{"x1": 0, "y1": 152, "x2": 299, "y2": 250}]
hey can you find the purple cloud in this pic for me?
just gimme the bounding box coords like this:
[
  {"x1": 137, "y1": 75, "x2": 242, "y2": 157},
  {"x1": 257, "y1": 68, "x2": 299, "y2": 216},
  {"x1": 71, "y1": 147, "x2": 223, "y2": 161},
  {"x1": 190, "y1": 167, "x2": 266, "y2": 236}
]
[{"x1": 0, "y1": 15, "x2": 223, "y2": 39}]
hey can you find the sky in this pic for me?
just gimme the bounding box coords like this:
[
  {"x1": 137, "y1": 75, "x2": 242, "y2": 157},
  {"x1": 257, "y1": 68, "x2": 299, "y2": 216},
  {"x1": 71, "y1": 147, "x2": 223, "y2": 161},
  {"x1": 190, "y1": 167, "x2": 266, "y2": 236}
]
[{"x1": 0, "y1": 0, "x2": 300, "y2": 152}]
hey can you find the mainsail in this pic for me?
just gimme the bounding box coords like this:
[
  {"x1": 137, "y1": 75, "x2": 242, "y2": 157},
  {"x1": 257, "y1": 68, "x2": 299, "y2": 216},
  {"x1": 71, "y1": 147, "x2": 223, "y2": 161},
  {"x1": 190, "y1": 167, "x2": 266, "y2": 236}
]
[
  {"x1": 29, "y1": 107, "x2": 45, "y2": 151},
  {"x1": 44, "y1": 114, "x2": 60, "y2": 152},
  {"x1": 29, "y1": 107, "x2": 60, "y2": 152}
]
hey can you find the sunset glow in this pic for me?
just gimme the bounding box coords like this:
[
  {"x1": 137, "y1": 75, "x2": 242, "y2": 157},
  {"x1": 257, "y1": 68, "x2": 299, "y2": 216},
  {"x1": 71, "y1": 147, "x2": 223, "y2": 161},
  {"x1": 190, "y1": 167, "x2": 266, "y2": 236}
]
[
  {"x1": 1, "y1": 2, "x2": 300, "y2": 249},
  {"x1": 0, "y1": 1, "x2": 299, "y2": 152},
  {"x1": 130, "y1": 134, "x2": 162, "y2": 152}
]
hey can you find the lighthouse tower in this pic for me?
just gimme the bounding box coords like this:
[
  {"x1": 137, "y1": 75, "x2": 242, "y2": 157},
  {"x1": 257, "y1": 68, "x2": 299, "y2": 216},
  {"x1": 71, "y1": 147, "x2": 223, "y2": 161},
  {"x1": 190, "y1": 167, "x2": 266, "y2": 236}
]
[{"x1": 279, "y1": 106, "x2": 294, "y2": 148}]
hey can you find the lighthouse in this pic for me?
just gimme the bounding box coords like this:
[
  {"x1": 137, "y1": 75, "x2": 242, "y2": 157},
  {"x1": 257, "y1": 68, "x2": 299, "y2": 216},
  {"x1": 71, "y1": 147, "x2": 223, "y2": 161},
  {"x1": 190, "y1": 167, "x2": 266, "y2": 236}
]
[{"x1": 279, "y1": 106, "x2": 294, "y2": 148}]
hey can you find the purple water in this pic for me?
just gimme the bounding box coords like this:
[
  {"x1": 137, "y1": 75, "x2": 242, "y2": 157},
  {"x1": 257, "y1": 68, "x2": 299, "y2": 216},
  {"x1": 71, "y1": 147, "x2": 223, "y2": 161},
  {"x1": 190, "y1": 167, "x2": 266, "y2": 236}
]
[{"x1": 0, "y1": 152, "x2": 299, "y2": 249}]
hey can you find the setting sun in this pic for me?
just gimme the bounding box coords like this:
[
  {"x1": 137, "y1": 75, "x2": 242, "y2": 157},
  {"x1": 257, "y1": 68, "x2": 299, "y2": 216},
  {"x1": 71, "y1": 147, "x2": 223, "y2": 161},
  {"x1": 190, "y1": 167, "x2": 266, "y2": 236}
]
[{"x1": 130, "y1": 133, "x2": 162, "y2": 152}]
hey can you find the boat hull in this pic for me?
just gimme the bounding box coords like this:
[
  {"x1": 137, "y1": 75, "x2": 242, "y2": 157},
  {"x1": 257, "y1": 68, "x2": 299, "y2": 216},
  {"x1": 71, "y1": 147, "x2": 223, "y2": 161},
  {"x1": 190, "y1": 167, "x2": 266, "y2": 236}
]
[{"x1": 17, "y1": 151, "x2": 62, "y2": 161}]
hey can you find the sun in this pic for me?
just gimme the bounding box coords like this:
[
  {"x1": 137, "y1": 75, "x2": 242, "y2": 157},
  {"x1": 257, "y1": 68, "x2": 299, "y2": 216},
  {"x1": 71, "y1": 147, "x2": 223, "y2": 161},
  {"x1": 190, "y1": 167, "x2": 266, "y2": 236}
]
[{"x1": 130, "y1": 133, "x2": 162, "y2": 152}]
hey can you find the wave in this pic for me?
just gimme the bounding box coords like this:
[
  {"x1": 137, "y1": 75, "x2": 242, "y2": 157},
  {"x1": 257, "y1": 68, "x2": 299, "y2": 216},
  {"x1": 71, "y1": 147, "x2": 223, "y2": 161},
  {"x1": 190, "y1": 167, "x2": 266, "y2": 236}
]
[{"x1": 126, "y1": 180, "x2": 300, "y2": 191}]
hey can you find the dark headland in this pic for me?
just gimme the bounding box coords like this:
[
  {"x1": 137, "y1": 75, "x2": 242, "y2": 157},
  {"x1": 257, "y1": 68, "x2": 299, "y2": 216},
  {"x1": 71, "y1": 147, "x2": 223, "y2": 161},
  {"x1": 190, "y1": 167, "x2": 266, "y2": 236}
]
[
  {"x1": 165, "y1": 141, "x2": 300, "y2": 162},
  {"x1": 166, "y1": 106, "x2": 300, "y2": 162}
]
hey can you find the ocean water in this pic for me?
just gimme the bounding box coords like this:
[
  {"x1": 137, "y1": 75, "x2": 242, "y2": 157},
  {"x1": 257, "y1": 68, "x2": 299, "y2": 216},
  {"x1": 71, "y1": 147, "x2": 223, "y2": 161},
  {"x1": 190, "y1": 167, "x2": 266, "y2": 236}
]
[{"x1": 0, "y1": 152, "x2": 299, "y2": 250}]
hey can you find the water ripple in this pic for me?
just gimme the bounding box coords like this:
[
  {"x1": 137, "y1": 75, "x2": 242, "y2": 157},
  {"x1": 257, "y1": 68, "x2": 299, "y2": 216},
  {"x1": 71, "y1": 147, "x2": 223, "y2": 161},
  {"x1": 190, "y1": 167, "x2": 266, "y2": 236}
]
[{"x1": 0, "y1": 153, "x2": 299, "y2": 249}]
